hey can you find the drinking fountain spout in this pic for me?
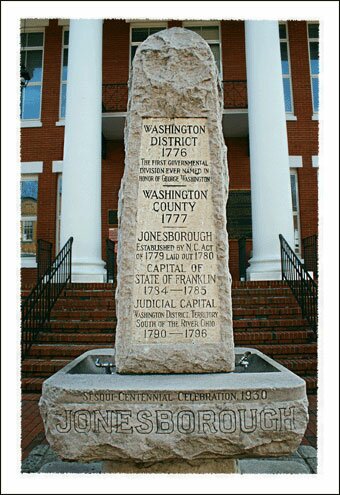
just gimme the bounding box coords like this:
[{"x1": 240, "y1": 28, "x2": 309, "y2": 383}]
[
  {"x1": 237, "y1": 351, "x2": 252, "y2": 369},
  {"x1": 95, "y1": 358, "x2": 114, "y2": 374}
]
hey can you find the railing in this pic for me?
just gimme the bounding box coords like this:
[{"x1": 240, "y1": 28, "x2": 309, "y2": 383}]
[
  {"x1": 279, "y1": 234, "x2": 317, "y2": 336},
  {"x1": 102, "y1": 83, "x2": 128, "y2": 112},
  {"x1": 101, "y1": 80, "x2": 248, "y2": 113},
  {"x1": 222, "y1": 80, "x2": 247, "y2": 109},
  {"x1": 36, "y1": 239, "x2": 52, "y2": 282},
  {"x1": 106, "y1": 238, "x2": 115, "y2": 283},
  {"x1": 302, "y1": 234, "x2": 318, "y2": 280},
  {"x1": 21, "y1": 237, "x2": 73, "y2": 358}
]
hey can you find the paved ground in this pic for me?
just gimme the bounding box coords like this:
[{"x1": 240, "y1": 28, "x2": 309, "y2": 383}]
[{"x1": 21, "y1": 392, "x2": 317, "y2": 473}]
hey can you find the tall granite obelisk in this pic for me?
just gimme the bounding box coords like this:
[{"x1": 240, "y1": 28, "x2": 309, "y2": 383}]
[{"x1": 115, "y1": 28, "x2": 234, "y2": 373}]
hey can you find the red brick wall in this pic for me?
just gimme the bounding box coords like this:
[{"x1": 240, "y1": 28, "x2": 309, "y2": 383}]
[
  {"x1": 21, "y1": 20, "x2": 65, "y2": 259},
  {"x1": 103, "y1": 20, "x2": 130, "y2": 83},
  {"x1": 20, "y1": 19, "x2": 318, "y2": 282},
  {"x1": 286, "y1": 21, "x2": 319, "y2": 239},
  {"x1": 21, "y1": 268, "x2": 37, "y2": 286},
  {"x1": 221, "y1": 21, "x2": 246, "y2": 80},
  {"x1": 101, "y1": 141, "x2": 125, "y2": 260}
]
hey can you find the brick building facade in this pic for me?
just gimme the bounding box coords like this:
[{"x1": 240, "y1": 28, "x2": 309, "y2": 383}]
[{"x1": 20, "y1": 19, "x2": 318, "y2": 284}]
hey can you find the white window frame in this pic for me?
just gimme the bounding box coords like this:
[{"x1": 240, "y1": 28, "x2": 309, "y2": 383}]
[
  {"x1": 129, "y1": 22, "x2": 168, "y2": 73},
  {"x1": 307, "y1": 22, "x2": 319, "y2": 116},
  {"x1": 290, "y1": 169, "x2": 302, "y2": 257},
  {"x1": 58, "y1": 27, "x2": 69, "y2": 121},
  {"x1": 21, "y1": 174, "x2": 38, "y2": 267},
  {"x1": 183, "y1": 21, "x2": 222, "y2": 77},
  {"x1": 20, "y1": 27, "x2": 45, "y2": 124},
  {"x1": 279, "y1": 22, "x2": 295, "y2": 115},
  {"x1": 56, "y1": 174, "x2": 62, "y2": 253},
  {"x1": 22, "y1": 219, "x2": 34, "y2": 242}
]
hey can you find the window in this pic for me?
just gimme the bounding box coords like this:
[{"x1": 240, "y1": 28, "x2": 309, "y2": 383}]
[
  {"x1": 22, "y1": 221, "x2": 34, "y2": 242},
  {"x1": 307, "y1": 23, "x2": 319, "y2": 113},
  {"x1": 184, "y1": 24, "x2": 222, "y2": 76},
  {"x1": 290, "y1": 170, "x2": 301, "y2": 255},
  {"x1": 21, "y1": 177, "x2": 38, "y2": 258},
  {"x1": 279, "y1": 23, "x2": 293, "y2": 113},
  {"x1": 60, "y1": 29, "x2": 69, "y2": 119},
  {"x1": 130, "y1": 24, "x2": 167, "y2": 66},
  {"x1": 20, "y1": 31, "x2": 44, "y2": 120}
]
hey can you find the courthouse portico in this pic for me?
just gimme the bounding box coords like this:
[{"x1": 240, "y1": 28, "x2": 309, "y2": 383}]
[
  {"x1": 20, "y1": 18, "x2": 318, "y2": 285},
  {"x1": 60, "y1": 19, "x2": 294, "y2": 282}
]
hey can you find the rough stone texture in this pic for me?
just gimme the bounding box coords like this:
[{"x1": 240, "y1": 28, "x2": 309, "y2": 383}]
[
  {"x1": 39, "y1": 348, "x2": 309, "y2": 464},
  {"x1": 115, "y1": 28, "x2": 234, "y2": 374}
]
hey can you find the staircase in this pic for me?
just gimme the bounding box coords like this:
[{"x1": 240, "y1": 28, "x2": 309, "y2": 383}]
[
  {"x1": 21, "y1": 283, "x2": 116, "y2": 392},
  {"x1": 21, "y1": 281, "x2": 317, "y2": 393},
  {"x1": 232, "y1": 281, "x2": 317, "y2": 393}
]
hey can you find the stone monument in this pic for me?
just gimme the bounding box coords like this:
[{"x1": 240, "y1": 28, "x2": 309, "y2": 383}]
[
  {"x1": 39, "y1": 29, "x2": 308, "y2": 474},
  {"x1": 115, "y1": 28, "x2": 234, "y2": 374}
]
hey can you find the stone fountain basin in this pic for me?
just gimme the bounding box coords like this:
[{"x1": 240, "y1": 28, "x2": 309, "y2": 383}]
[
  {"x1": 39, "y1": 347, "x2": 309, "y2": 464},
  {"x1": 68, "y1": 350, "x2": 279, "y2": 375}
]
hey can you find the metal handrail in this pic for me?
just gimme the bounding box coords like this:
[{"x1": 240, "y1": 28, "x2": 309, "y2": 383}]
[
  {"x1": 37, "y1": 239, "x2": 52, "y2": 282},
  {"x1": 21, "y1": 237, "x2": 73, "y2": 358},
  {"x1": 302, "y1": 234, "x2": 318, "y2": 280},
  {"x1": 101, "y1": 80, "x2": 248, "y2": 112},
  {"x1": 279, "y1": 234, "x2": 317, "y2": 336},
  {"x1": 106, "y1": 238, "x2": 115, "y2": 283}
]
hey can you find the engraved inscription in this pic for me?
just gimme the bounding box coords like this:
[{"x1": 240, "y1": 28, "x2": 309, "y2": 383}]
[
  {"x1": 132, "y1": 118, "x2": 220, "y2": 344},
  {"x1": 56, "y1": 405, "x2": 296, "y2": 435}
]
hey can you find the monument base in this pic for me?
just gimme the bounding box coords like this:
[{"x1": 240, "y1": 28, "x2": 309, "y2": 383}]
[
  {"x1": 39, "y1": 348, "x2": 309, "y2": 466},
  {"x1": 102, "y1": 458, "x2": 239, "y2": 474}
]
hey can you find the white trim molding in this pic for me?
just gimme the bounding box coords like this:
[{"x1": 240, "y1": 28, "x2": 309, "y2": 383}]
[
  {"x1": 58, "y1": 19, "x2": 70, "y2": 26},
  {"x1": 52, "y1": 160, "x2": 63, "y2": 173},
  {"x1": 286, "y1": 114, "x2": 297, "y2": 121},
  {"x1": 55, "y1": 120, "x2": 65, "y2": 126},
  {"x1": 312, "y1": 114, "x2": 319, "y2": 120},
  {"x1": 21, "y1": 257, "x2": 37, "y2": 268},
  {"x1": 312, "y1": 156, "x2": 319, "y2": 168},
  {"x1": 289, "y1": 156, "x2": 303, "y2": 168},
  {"x1": 20, "y1": 19, "x2": 49, "y2": 28},
  {"x1": 21, "y1": 161, "x2": 43, "y2": 174},
  {"x1": 21, "y1": 120, "x2": 43, "y2": 128}
]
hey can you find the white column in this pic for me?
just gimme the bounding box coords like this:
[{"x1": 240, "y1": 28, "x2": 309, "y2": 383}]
[
  {"x1": 60, "y1": 19, "x2": 105, "y2": 282},
  {"x1": 245, "y1": 21, "x2": 295, "y2": 281}
]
